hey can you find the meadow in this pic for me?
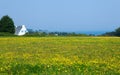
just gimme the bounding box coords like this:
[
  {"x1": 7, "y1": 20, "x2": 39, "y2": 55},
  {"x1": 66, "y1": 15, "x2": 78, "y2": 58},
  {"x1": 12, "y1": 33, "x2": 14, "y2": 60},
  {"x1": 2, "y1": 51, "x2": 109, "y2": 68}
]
[{"x1": 0, "y1": 37, "x2": 120, "y2": 75}]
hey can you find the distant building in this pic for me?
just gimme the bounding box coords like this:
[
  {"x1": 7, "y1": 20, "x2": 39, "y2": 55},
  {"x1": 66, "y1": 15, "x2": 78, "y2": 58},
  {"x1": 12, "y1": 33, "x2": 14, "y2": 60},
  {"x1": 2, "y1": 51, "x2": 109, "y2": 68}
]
[{"x1": 15, "y1": 25, "x2": 28, "y2": 36}]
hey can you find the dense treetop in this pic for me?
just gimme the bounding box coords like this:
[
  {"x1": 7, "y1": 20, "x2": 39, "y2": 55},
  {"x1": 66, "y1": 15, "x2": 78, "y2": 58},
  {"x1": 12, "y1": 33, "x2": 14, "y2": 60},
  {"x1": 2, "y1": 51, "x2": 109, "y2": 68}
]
[{"x1": 0, "y1": 15, "x2": 15, "y2": 34}]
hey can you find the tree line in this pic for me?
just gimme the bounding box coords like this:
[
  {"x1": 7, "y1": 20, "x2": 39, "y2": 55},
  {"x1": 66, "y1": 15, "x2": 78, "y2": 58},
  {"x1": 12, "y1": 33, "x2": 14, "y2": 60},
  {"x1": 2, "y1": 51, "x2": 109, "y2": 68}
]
[
  {"x1": 26, "y1": 30, "x2": 89, "y2": 37},
  {"x1": 102, "y1": 27, "x2": 120, "y2": 36},
  {"x1": 0, "y1": 15, "x2": 120, "y2": 37}
]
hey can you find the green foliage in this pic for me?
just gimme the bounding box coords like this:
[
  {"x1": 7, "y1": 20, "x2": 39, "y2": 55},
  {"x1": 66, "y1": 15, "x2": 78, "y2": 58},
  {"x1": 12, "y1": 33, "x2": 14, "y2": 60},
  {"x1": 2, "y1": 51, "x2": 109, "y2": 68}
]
[
  {"x1": 25, "y1": 32, "x2": 47, "y2": 37},
  {"x1": 115, "y1": 27, "x2": 120, "y2": 36},
  {"x1": 26, "y1": 30, "x2": 89, "y2": 37},
  {"x1": 0, "y1": 15, "x2": 15, "y2": 34},
  {"x1": 0, "y1": 32, "x2": 16, "y2": 36},
  {"x1": 102, "y1": 27, "x2": 120, "y2": 36},
  {"x1": 115, "y1": 27, "x2": 120, "y2": 32}
]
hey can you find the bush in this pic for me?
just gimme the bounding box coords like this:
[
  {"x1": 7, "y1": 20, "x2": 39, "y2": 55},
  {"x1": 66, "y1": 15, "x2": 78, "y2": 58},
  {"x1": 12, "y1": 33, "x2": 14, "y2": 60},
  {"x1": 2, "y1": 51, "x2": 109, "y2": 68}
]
[{"x1": 0, "y1": 32, "x2": 16, "y2": 36}]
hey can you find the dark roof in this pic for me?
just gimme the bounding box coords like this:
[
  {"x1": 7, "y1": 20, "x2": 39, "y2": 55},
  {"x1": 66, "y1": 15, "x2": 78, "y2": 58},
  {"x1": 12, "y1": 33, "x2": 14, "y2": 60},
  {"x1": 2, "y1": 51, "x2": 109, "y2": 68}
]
[{"x1": 15, "y1": 26, "x2": 22, "y2": 35}]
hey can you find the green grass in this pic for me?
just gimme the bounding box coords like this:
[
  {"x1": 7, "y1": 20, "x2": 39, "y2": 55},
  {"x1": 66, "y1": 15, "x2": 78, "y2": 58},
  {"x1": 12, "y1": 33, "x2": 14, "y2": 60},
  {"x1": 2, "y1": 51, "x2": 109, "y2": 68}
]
[{"x1": 0, "y1": 37, "x2": 120, "y2": 75}]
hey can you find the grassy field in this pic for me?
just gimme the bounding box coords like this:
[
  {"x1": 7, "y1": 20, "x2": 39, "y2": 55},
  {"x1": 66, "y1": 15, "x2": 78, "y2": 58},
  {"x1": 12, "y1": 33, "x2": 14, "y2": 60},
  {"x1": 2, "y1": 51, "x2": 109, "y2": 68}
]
[{"x1": 0, "y1": 37, "x2": 120, "y2": 75}]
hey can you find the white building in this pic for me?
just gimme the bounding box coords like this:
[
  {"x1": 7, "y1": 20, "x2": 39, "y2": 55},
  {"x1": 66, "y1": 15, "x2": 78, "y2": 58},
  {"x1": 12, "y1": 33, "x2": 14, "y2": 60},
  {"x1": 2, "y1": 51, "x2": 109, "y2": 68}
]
[{"x1": 15, "y1": 25, "x2": 28, "y2": 36}]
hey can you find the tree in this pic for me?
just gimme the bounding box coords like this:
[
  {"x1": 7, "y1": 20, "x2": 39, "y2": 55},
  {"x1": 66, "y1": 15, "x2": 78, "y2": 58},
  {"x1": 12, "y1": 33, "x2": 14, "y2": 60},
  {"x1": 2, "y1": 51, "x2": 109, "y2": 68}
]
[
  {"x1": 102, "y1": 27, "x2": 120, "y2": 36},
  {"x1": 0, "y1": 15, "x2": 15, "y2": 34},
  {"x1": 115, "y1": 27, "x2": 120, "y2": 36}
]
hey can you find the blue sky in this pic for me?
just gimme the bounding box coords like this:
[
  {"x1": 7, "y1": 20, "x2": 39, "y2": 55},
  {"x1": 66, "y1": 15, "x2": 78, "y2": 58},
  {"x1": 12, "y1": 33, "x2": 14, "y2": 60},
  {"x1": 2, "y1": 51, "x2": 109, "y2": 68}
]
[{"x1": 0, "y1": 0, "x2": 120, "y2": 33}]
